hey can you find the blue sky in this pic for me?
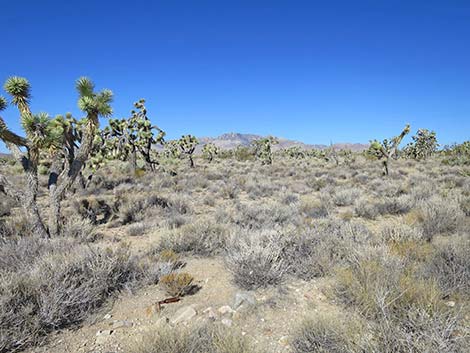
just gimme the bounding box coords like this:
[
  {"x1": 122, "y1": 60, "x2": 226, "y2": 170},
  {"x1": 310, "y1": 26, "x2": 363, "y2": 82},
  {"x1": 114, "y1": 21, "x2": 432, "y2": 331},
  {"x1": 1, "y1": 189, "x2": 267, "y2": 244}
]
[{"x1": 1, "y1": 0, "x2": 469, "y2": 151}]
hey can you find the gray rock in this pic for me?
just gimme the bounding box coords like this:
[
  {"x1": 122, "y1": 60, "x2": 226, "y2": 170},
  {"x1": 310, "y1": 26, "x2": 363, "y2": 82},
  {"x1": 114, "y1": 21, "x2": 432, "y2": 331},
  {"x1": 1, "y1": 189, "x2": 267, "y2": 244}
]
[
  {"x1": 233, "y1": 291, "x2": 256, "y2": 309},
  {"x1": 203, "y1": 307, "x2": 218, "y2": 321},
  {"x1": 171, "y1": 305, "x2": 197, "y2": 325},
  {"x1": 111, "y1": 320, "x2": 133, "y2": 329},
  {"x1": 218, "y1": 305, "x2": 235, "y2": 316},
  {"x1": 221, "y1": 318, "x2": 233, "y2": 327}
]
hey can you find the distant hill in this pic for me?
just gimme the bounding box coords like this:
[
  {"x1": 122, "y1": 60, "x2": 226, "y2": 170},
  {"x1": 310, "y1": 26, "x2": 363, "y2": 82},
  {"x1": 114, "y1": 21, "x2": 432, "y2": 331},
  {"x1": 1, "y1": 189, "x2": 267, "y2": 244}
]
[
  {"x1": 0, "y1": 153, "x2": 12, "y2": 159},
  {"x1": 198, "y1": 132, "x2": 368, "y2": 151}
]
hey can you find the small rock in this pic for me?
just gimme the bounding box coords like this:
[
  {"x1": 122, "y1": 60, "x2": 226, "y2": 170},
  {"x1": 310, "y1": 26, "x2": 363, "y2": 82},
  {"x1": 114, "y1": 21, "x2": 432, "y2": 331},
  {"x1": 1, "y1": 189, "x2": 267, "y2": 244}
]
[
  {"x1": 103, "y1": 314, "x2": 112, "y2": 320},
  {"x1": 233, "y1": 291, "x2": 256, "y2": 309},
  {"x1": 218, "y1": 305, "x2": 235, "y2": 316},
  {"x1": 203, "y1": 307, "x2": 218, "y2": 320},
  {"x1": 221, "y1": 318, "x2": 233, "y2": 327},
  {"x1": 446, "y1": 301, "x2": 456, "y2": 307},
  {"x1": 111, "y1": 320, "x2": 133, "y2": 329},
  {"x1": 171, "y1": 305, "x2": 197, "y2": 325},
  {"x1": 279, "y1": 335, "x2": 289, "y2": 346}
]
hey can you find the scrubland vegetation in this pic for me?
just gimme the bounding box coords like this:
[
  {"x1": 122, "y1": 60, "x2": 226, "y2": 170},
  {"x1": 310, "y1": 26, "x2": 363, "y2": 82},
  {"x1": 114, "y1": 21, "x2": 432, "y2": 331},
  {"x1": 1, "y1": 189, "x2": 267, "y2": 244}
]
[{"x1": 0, "y1": 77, "x2": 469, "y2": 352}]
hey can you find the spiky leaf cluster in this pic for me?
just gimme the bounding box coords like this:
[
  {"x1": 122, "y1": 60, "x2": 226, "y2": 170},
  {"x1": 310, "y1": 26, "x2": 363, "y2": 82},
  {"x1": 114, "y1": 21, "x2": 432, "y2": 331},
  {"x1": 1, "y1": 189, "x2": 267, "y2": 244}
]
[
  {"x1": 3, "y1": 77, "x2": 31, "y2": 105},
  {"x1": 76, "y1": 77, "x2": 113, "y2": 118},
  {"x1": 0, "y1": 96, "x2": 7, "y2": 112},
  {"x1": 403, "y1": 129, "x2": 438, "y2": 160},
  {"x1": 283, "y1": 146, "x2": 306, "y2": 159},
  {"x1": 367, "y1": 124, "x2": 410, "y2": 161},
  {"x1": 163, "y1": 140, "x2": 182, "y2": 159},
  {"x1": 252, "y1": 136, "x2": 278, "y2": 165},
  {"x1": 177, "y1": 134, "x2": 199, "y2": 154}
]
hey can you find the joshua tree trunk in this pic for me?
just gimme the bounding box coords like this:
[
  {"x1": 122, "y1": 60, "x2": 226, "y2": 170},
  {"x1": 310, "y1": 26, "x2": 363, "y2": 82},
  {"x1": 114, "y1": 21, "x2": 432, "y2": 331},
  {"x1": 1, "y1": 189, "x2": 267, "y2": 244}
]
[
  {"x1": 48, "y1": 116, "x2": 98, "y2": 237},
  {"x1": 189, "y1": 155, "x2": 194, "y2": 168},
  {"x1": 130, "y1": 148, "x2": 137, "y2": 174},
  {"x1": 383, "y1": 159, "x2": 389, "y2": 176}
]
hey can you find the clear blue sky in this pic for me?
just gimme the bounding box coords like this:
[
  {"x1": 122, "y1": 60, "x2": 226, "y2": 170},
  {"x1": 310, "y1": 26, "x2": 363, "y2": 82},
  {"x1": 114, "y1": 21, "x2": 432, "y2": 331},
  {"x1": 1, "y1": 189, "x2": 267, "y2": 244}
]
[{"x1": 1, "y1": 0, "x2": 469, "y2": 151}]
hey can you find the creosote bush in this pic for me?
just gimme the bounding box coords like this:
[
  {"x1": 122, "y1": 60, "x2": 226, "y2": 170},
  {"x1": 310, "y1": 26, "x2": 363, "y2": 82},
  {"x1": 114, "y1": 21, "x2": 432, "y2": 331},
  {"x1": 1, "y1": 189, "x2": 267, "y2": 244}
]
[{"x1": 0, "y1": 236, "x2": 166, "y2": 352}]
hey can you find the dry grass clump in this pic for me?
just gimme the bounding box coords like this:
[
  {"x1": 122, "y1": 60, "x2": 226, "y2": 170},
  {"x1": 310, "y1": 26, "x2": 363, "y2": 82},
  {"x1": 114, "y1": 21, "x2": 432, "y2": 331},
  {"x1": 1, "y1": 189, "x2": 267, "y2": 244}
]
[
  {"x1": 285, "y1": 218, "x2": 370, "y2": 280},
  {"x1": 418, "y1": 196, "x2": 465, "y2": 240},
  {"x1": 225, "y1": 230, "x2": 288, "y2": 290},
  {"x1": 291, "y1": 313, "x2": 362, "y2": 353},
  {"x1": 232, "y1": 201, "x2": 299, "y2": 229},
  {"x1": 332, "y1": 246, "x2": 468, "y2": 352},
  {"x1": 332, "y1": 187, "x2": 361, "y2": 207},
  {"x1": 159, "y1": 272, "x2": 195, "y2": 297},
  {"x1": 422, "y1": 235, "x2": 470, "y2": 298},
  {"x1": 157, "y1": 218, "x2": 228, "y2": 256},
  {"x1": 0, "y1": 196, "x2": 16, "y2": 217},
  {"x1": 127, "y1": 323, "x2": 257, "y2": 353},
  {"x1": 0, "y1": 235, "x2": 170, "y2": 352}
]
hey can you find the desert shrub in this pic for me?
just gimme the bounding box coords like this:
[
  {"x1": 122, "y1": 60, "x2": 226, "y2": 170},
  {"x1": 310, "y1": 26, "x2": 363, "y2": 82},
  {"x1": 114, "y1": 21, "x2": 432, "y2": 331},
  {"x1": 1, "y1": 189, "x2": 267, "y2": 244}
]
[
  {"x1": 62, "y1": 215, "x2": 98, "y2": 241},
  {"x1": 419, "y1": 196, "x2": 465, "y2": 240},
  {"x1": 300, "y1": 196, "x2": 332, "y2": 219},
  {"x1": 354, "y1": 198, "x2": 379, "y2": 219},
  {"x1": 126, "y1": 222, "x2": 154, "y2": 237},
  {"x1": 379, "y1": 221, "x2": 423, "y2": 243},
  {"x1": 375, "y1": 195, "x2": 413, "y2": 216},
  {"x1": 0, "y1": 196, "x2": 16, "y2": 217},
  {"x1": 332, "y1": 187, "x2": 361, "y2": 207},
  {"x1": 364, "y1": 307, "x2": 469, "y2": 353},
  {"x1": 158, "y1": 219, "x2": 228, "y2": 256},
  {"x1": 422, "y1": 236, "x2": 470, "y2": 298},
  {"x1": 334, "y1": 247, "x2": 442, "y2": 320},
  {"x1": 159, "y1": 272, "x2": 194, "y2": 297},
  {"x1": 285, "y1": 218, "x2": 370, "y2": 279},
  {"x1": 292, "y1": 314, "x2": 360, "y2": 353},
  {"x1": 0, "y1": 236, "x2": 163, "y2": 352},
  {"x1": 115, "y1": 193, "x2": 170, "y2": 226},
  {"x1": 127, "y1": 323, "x2": 256, "y2": 353},
  {"x1": 232, "y1": 201, "x2": 299, "y2": 229},
  {"x1": 225, "y1": 230, "x2": 288, "y2": 290}
]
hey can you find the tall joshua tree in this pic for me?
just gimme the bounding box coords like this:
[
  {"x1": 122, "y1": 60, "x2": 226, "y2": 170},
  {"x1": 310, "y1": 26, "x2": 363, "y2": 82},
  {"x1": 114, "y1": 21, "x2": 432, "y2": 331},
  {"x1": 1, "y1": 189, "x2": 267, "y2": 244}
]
[
  {"x1": 103, "y1": 99, "x2": 165, "y2": 173},
  {"x1": 0, "y1": 77, "x2": 112, "y2": 237},
  {"x1": 367, "y1": 124, "x2": 410, "y2": 176}
]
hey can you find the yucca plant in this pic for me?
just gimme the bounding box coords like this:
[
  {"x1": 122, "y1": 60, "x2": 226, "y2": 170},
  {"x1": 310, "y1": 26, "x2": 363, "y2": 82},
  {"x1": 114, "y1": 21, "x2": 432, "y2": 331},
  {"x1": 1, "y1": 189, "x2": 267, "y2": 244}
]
[
  {"x1": 367, "y1": 124, "x2": 410, "y2": 176},
  {"x1": 0, "y1": 77, "x2": 112, "y2": 237}
]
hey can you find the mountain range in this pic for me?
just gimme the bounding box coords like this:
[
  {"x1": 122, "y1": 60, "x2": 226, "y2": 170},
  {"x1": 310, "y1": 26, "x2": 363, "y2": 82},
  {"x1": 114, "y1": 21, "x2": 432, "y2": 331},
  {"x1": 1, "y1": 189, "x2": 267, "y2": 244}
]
[{"x1": 199, "y1": 133, "x2": 368, "y2": 151}]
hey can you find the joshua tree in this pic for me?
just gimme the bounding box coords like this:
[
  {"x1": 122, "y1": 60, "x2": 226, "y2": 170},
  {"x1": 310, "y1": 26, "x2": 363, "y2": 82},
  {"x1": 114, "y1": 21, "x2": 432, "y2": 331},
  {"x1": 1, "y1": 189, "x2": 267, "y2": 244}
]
[
  {"x1": 177, "y1": 134, "x2": 199, "y2": 167},
  {"x1": 367, "y1": 124, "x2": 410, "y2": 176},
  {"x1": 284, "y1": 146, "x2": 306, "y2": 159},
  {"x1": 202, "y1": 142, "x2": 218, "y2": 162},
  {"x1": 252, "y1": 136, "x2": 278, "y2": 165},
  {"x1": 0, "y1": 77, "x2": 112, "y2": 237},
  {"x1": 403, "y1": 129, "x2": 438, "y2": 160},
  {"x1": 103, "y1": 99, "x2": 165, "y2": 173}
]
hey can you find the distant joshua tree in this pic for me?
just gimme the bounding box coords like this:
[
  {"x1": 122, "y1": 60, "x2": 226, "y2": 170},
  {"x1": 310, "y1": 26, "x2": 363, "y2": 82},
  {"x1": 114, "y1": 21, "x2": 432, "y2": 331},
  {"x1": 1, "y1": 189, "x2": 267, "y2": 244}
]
[{"x1": 367, "y1": 124, "x2": 410, "y2": 176}]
